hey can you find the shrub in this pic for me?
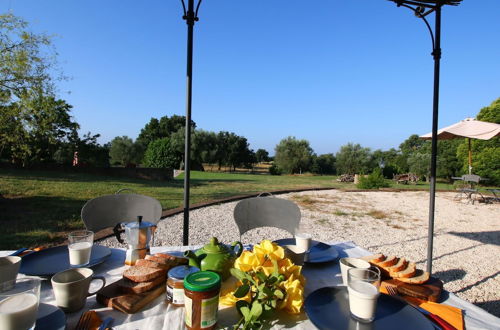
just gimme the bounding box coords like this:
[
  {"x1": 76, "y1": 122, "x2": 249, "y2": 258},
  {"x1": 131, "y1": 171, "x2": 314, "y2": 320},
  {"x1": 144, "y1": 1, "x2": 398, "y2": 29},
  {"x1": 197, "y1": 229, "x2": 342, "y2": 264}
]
[
  {"x1": 143, "y1": 138, "x2": 181, "y2": 169},
  {"x1": 269, "y1": 163, "x2": 282, "y2": 175},
  {"x1": 357, "y1": 168, "x2": 390, "y2": 189}
]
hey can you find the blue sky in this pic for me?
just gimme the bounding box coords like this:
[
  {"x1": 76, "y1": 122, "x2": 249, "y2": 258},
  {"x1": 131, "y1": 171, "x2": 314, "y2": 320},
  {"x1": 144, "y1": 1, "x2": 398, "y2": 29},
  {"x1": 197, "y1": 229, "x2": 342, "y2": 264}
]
[{"x1": 3, "y1": 1, "x2": 499, "y2": 155}]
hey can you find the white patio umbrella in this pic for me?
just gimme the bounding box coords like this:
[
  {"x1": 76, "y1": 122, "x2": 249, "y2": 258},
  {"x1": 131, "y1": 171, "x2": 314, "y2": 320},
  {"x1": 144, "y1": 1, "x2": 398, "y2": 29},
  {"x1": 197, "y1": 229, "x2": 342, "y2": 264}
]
[{"x1": 420, "y1": 118, "x2": 500, "y2": 174}]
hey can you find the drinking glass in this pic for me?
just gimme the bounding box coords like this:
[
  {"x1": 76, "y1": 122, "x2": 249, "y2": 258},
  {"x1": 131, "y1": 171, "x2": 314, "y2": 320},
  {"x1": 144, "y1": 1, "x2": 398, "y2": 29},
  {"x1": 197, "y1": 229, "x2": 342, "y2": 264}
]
[
  {"x1": 68, "y1": 230, "x2": 94, "y2": 267},
  {"x1": 347, "y1": 268, "x2": 381, "y2": 323},
  {"x1": 0, "y1": 278, "x2": 41, "y2": 330},
  {"x1": 294, "y1": 233, "x2": 312, "y2": 253}
]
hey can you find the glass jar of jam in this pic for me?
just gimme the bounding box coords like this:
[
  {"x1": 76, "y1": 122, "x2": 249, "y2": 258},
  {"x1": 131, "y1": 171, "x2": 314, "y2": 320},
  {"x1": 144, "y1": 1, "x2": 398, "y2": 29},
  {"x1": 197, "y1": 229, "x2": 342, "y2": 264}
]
[
  {"x1": 166, "y1": 265, "x2": 199, "y2": 307},
  {"x1": 184, "y1": 271, "x2": 221, "y2": 330}
]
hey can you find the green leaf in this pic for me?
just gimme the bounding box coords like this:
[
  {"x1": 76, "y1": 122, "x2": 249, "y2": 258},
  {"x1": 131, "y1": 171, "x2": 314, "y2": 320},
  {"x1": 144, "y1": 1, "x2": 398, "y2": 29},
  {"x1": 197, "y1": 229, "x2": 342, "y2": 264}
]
[
  {"x1": 263, "y1": 286, "x2": 273, "y2": 297},
  {"x1": 234, "y1": 284, "x2": 250, "y2": 298},
  {"x1": 267, "y1": 276, "x2": 278, "y2": 284},
  {"x1": 236, "y1": 300, "x2": 251, "y2": 321},
  {"x1": 256, "y1": 271, "x2": 267, "y2": 283},
  {"x1": 274, "y1": 289, "x2": 284, "y2": 300},
  {"x1": 272, "y1": 259, "x2": 279, "y2": 276},
  {"x1": 230, "y1": 268, "x2": 247, "y2": 281},
  {"x1": 250, "y1": 301, "x2": 263, "y2": 320}
]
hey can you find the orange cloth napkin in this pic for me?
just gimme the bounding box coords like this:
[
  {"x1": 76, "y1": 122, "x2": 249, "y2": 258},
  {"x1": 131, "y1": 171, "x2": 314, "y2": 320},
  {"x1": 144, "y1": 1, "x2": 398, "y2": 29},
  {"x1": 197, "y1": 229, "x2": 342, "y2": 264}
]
[{"x1": 380, "y1": 285, "x2": 464, "y2": 330}]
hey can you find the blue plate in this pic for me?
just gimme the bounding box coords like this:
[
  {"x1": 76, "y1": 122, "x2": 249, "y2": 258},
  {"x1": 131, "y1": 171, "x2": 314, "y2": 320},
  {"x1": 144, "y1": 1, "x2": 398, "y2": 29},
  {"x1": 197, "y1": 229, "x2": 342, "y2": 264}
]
[
  {"x1": 20, "y1": 245, "x2": 111, "y2": 277},
  {"x1": 305, "y1": 286, "x2": 434, "y2": 330},
  {"x1": 274, "y1": 239, "x2": 339, "y2": 263},
  {"x1": 35, "y1": 303, "x2": 65, "y2": 330}
]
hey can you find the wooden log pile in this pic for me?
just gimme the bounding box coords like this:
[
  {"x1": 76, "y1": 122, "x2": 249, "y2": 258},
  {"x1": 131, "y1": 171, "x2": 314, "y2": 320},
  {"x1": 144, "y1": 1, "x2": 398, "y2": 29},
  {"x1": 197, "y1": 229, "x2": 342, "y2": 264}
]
[{"x1": 337, "y1": 174, "x2": 355, "y2": 182}]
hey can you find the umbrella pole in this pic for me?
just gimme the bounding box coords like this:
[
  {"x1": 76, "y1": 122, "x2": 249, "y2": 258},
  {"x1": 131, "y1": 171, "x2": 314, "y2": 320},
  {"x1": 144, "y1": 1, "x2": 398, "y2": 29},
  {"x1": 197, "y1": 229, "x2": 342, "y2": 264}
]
[
  {"x1": 182, "y1": 0, "x2": 197, "y2": 246},
  {"x1": 468, "y1": 138, "x2": 472, "y2": 175},
  {"x1": 426, "y1": 4, "x2": 442, "y2": 276}
]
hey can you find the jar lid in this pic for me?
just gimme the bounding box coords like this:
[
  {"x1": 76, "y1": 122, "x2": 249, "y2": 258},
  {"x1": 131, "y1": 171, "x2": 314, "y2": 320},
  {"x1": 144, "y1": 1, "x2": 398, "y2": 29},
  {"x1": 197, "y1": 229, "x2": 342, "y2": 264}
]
[
  {"x1": 168, "y1": 265, "x2": 199, "y2": 280},
  {"x1": 184, "y1": 271, "x2": 221, "y2": 292}
]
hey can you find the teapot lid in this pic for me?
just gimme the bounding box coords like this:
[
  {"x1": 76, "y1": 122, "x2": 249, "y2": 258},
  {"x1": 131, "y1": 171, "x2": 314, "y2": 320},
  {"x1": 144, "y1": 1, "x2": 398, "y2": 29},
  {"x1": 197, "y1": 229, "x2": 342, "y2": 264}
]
[
  {"x1": 124, "y1": 216, "x2": 155, "y2": 229},
  {"x1": 202, "y1": 237, "x2": 227, "y2": 254}
]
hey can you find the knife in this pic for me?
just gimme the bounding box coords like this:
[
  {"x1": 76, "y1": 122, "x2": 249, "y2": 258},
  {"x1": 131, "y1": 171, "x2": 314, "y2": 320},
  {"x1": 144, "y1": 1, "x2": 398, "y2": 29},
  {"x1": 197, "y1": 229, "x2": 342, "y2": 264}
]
[{"x1": 98, "y1": 317, "x2": 113, "y2": 330}]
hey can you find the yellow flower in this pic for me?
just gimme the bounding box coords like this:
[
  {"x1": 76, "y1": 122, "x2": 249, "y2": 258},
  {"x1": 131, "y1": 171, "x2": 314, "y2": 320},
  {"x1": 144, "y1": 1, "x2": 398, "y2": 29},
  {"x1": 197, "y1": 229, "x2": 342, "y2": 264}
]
[
  {"x1": 234, "y1": 250, "x2": 261, "y2": 272},
  {"x1": 253, "y1": 240, "x2": 284, "y2": 262},
  {"x1": 279, "y1": 275, "x2": 305, "y2": 314}
]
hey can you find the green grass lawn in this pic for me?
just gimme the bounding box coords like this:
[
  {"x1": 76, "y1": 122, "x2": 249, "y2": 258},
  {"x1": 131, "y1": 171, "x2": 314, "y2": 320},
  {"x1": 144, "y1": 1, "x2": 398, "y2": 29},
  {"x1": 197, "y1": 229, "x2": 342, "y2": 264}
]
[{"x1": 0, "y1": 168, "x2": 488, "y2": 249}]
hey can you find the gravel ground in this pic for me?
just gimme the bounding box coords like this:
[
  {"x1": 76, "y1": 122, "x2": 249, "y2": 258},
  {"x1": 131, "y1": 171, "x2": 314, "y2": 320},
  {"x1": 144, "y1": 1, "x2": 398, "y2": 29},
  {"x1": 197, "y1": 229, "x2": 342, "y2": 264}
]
[{"x1": 99, "y1": 190, "x2": 500, "y2": 317}]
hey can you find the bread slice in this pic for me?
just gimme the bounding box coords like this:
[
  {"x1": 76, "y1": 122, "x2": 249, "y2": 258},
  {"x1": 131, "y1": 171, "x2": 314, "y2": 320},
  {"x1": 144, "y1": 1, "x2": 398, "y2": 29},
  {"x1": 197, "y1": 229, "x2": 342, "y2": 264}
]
[
  {"x1": 360, "y1": 254, "x2": 385, "y2": 263},
  {"x1": 377, "y1": 256, "x2": 398, "y2": 268},
  {"x1": 391, "y1": 262, "x2": 416, "y2": 279},
  {"x1": 123, "y1": 266, "x2": 166, "y2": 283},
  {"x1": 155, "y1": 253, "x2": 188, "y2": 266},
  {"x1": 135, "y1": 259, "x2": 170, "y2": 270},
  {"x1": 387, "y1": 258, "x2": 408, "y2": 273},
  {"x1": 397, "y1": 270, "x2": 430, "y2": 285},
  {"x1": 118, "y1": 276, "x2": 165, "y2": 294}
]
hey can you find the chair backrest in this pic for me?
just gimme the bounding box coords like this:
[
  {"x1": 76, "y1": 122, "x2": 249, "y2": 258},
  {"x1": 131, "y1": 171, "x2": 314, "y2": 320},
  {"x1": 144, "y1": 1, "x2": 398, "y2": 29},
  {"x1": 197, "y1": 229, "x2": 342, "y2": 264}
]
[
  {"x1": 462, "y1": 174, "x2": 481, "y2": 184},
  {"x1": 233, "y1": 196, "x2": 301, "y2": 238},
  {"x1": 81, "y1": 193, "x2": 162, "y2": 232}
]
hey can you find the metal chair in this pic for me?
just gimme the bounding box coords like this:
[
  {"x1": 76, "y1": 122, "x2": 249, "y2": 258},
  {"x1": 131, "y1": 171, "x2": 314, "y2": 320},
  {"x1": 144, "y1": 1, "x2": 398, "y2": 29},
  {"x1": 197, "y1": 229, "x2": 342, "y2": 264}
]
[
  {"x1": 233, "y1": 193, "x2": 301, "y2": 240},
  {"x1": 81, "y1": 189, "x2": 163, "y2": 233},
  {"x1": 454, "y1": 174, "x2": 485, "y2": 204}
]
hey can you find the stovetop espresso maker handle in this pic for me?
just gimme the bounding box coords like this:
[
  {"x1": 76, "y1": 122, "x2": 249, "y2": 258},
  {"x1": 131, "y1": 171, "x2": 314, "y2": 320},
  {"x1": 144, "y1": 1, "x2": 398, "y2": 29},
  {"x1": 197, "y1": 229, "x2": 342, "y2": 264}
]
[{"x1": 113, "y1": 223, "x2": 125, "y2": 244}]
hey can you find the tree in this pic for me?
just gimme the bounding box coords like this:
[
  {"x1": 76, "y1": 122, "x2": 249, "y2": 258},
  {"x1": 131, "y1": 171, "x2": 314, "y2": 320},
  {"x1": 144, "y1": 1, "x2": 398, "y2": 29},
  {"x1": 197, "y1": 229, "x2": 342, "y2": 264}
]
[
  {"x1": 0, "y1": 14, "x2": 58, "y2": 103},
  {"x1": 136, "y1": 115, "x2": 196, "y2": 149},
  {"x1": 396, "y1": 134, "x2": 428, "y2": 173},
  {"x1": 143, "y1": 137, "x2": 180, "y2": 169},
  {"x1": 274, "y1": 137, "x2": 314, "y2": 174},
  {"x1": 456, "y1": 98, "x2": 500, "y2": 184},
  {"x1": 109, "y1": 136, "x2": 142, "y2": 166},
  {"x1": 255, "y1": 149, "x2": 270, "y2": 163},
  {"x1": 408, "y1": 152, "x2": 431, "y2": 181},
  {"x1": 335, "y1": 143, "x2": 371, "y2": 175},
  {"x1": 311, "y1": 153, "x2": 336, "y2": 175},
  {"x1": 1, "y1": 93, "x2": 80, "y2": 166}
]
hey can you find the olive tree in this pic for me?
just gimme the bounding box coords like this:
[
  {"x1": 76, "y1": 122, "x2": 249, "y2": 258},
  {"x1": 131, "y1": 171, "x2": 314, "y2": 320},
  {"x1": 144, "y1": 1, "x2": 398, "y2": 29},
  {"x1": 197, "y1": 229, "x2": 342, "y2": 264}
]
[{"x1": 274, "y1": 137, "x2": 313, "y2": 174}]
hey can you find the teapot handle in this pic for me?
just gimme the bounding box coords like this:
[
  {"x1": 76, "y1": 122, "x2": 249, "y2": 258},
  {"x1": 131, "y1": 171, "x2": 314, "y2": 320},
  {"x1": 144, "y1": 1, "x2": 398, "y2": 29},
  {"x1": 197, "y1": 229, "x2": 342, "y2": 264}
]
[
  {"x1": 231, "y1": 241, "x2": 244, "y2": 258},
  {"x1": 113, "y1": 223, "x2": 125, "y2": 244}
]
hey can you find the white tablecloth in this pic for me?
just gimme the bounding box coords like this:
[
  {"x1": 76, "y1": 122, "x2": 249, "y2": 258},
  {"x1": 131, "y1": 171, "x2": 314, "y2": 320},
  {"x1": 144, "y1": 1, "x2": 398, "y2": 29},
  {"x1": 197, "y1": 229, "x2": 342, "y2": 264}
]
[{"x1": 4, "y1": 241, "x2": 500, "y2": 329}]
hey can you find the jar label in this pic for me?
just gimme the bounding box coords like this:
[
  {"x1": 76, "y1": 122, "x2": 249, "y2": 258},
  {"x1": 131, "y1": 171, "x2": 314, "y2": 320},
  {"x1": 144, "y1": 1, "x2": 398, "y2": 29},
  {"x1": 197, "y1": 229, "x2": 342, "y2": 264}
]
[
  {"x1": 200, "y1": 295, "x2": 219, "y2": 328},
  {"x1": 184, "y1": 295, "x2": 192, "y2": 327},
  {"x1": 166, "y1": 285, "x2": 173, "y2": 303},
  {"x1": 172, "y1": 287, "x2": 184, "y2": 305}
]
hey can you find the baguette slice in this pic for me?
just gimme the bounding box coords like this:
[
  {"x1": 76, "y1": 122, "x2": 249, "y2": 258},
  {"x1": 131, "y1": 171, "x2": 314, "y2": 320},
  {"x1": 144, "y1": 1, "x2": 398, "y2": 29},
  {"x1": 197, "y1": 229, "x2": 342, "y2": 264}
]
[
  {"x1": 397, "y1": 270, "x2": 430, "y2": 285},
  {"x1": 135, "y1": 258, "x2": 170, "y2": 270},
  {"x1": 118, "y1": 276, "x2": 165, "y2": 294},
  {"x1": 360, "y1": 254, "x2": 386, "y2": 263},
  {"x1": 387, "y1": 258, "x2": 408, "y2": 273},
  {"x1": 123, "y1": 266, "x2": 166, "y2": 283},
  {"x1": 391, "y1": 262, "x2": 416, "y2": 279},
  {"x1": 377, "y1": 256, "x2": 398, "y2": 268}
]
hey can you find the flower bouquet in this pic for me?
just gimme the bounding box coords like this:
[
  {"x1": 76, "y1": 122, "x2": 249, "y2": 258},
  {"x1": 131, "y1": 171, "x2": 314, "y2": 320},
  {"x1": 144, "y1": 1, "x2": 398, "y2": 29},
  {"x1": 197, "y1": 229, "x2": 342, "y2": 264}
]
[{"x1": 220, "y1": 240, "x2": 306, "y2": 329}]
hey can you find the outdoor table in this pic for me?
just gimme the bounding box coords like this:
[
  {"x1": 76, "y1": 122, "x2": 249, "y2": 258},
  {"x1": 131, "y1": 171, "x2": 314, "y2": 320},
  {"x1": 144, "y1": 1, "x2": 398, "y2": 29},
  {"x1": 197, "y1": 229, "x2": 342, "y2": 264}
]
[{"x1": 3, "y1": 241, "x2": 500, "y2": 329}]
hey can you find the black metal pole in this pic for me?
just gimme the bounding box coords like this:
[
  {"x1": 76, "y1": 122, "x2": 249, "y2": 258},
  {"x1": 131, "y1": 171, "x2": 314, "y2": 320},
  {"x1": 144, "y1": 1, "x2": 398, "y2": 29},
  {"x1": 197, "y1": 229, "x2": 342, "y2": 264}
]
[
  {"x1": 426, "y1": 4, "x2": 441, "y2": 275},
  {"x1": 183, "y1": 0, "x2": 195, "y2": 246}
]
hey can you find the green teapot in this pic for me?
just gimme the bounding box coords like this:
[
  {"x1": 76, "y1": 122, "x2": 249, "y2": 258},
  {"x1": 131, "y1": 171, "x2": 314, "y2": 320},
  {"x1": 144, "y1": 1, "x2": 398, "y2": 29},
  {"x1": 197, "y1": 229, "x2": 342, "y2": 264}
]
[{"x1": 184, "y1": 237, "x2": 243, "y2": 280}]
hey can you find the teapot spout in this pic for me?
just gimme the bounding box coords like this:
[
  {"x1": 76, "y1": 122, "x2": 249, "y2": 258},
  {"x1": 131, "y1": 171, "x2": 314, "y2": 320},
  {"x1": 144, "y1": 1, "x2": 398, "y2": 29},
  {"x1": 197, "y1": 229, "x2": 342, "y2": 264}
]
[{"x1": 184, "y1": 250, "x2": 200, "y2": 268}]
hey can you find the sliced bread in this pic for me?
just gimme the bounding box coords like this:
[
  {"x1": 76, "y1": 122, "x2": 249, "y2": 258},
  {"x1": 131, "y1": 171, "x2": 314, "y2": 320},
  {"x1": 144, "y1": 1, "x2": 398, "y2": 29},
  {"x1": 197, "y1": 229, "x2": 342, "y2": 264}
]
[
  {"x1": 397, "y1": 270, "x2": 430, "y2": 285},
  {"x1": 155, "y1": 253, "x2": 188, "y2": 266},
  {"x1": 134, "y1": 258, "x2": 170, "y2": 270},
  {"x1": 360, "y1": 254, "x2": 385, "y2": 263},
  {"x1": 377, "y1": 256, "x2": 398, "y2": 268},
  {"x1": 391, "y1": 262, "x2": 416, "y2": 279},
  {"x1": 123, "y1": 266, "x2": 166, "y2": 283},
  {"x1": 118, "y1": 276, "x2": 165, "y2": 294},
  {"x1": 386, "y1": 258, "x2": 408, "y2": 273}
]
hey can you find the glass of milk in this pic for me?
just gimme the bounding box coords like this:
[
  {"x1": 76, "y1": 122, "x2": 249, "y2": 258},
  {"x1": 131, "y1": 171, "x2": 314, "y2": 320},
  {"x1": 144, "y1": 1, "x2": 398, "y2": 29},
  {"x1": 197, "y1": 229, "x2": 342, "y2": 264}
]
[
  {"x1": 68, "y1": 230, "x2": 94, "y2": 267},
  {"x1": 0, "y1": 278, "x2": 41, "y2": 330},
  {"x1": 347, "y1": 268, "x2": 381, "y2": 323}
]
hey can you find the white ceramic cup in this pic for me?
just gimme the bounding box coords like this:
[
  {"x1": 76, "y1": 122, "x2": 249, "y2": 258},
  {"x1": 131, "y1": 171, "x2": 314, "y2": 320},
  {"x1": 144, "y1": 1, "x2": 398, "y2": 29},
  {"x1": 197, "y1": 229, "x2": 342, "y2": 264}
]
[
  {"x1": 339, "y1": 257, "x2": 371, "y2": 286},
  {"x1": 51, "y1": 268, "x2": 105, "y2": 313},
  {"x1": 68, "y1": 230, "x2": 94, "y2": 267},
  {"x1": 283, "y1": 245, "x2": 306, "y2": 265},
  {"x1": 0, "y1": 278, "x2": 41, "y2": 330},
  {"x1": 294, "y1": 233, "x2": 312, "y2": 253},
  {"x1": 347, "y1": 268, "x2": 381, "y2": 323},
  {"x1": 0, "y1": 256, "x2": 22, "y2": 292}
]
